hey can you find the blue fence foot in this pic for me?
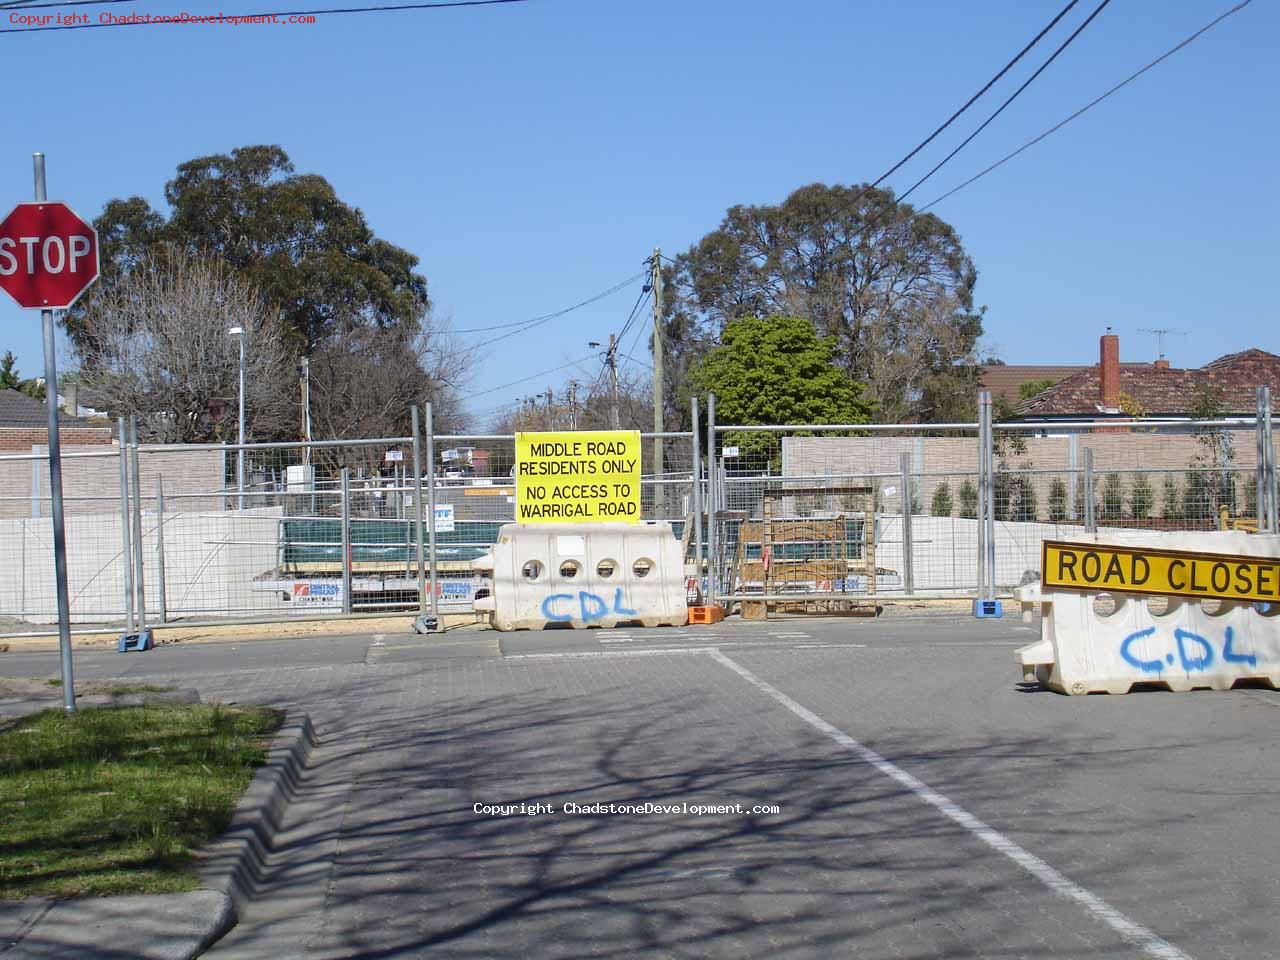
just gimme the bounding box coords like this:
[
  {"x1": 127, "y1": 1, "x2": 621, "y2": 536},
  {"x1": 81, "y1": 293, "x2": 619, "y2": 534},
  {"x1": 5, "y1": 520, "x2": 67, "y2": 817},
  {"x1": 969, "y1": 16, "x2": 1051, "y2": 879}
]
[
  {"x1": 413, "y1": 616, "x2": 438, "y2": 635},
  {"x1": 972, "y1": 599, "x2": 1003, "y2": 619},
  {"x1": 117, "y1": 630, "x2": 154, "y2": 653}
]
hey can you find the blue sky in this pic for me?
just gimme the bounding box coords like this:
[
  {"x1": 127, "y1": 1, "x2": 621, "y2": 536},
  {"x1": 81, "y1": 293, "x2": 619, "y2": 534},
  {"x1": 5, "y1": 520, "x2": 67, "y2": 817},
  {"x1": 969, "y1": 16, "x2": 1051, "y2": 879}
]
[{"x1": 0, "y1": 0, "x2": 1274, "y2": 422}]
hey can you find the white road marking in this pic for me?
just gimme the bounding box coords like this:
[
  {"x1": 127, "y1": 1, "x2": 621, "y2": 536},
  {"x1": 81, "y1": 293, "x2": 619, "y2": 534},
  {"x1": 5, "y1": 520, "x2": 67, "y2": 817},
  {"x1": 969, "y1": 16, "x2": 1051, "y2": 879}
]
[
  {"x1": 504, "y1": 648, "x2": 710, "y2": 661},
  {"x1": 793, "y1": 643, "x2": 866, "y2": 650},
  {"x1": 708, "y1": 649, "x2": 1193, "y2": 960}
]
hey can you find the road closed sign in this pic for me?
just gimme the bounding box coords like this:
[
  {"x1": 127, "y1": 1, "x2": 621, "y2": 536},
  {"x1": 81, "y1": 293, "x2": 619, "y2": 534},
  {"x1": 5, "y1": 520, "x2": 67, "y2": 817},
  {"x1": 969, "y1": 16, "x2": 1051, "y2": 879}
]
[
  {"x1": 1042, "y1": 539, "x2": 1280, "y2": 604},
  {"x1": 515, "y1": 430, "x2": 641, "y2": 523}
]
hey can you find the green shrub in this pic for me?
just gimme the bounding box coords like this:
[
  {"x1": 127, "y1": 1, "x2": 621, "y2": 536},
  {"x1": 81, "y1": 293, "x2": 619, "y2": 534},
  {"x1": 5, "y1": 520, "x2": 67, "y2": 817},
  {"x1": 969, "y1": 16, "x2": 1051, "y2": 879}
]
[
  {"x1": 958, "y1": 479, "x2": 978, "y2": 519},
  {"x1": 931, "y1": 482, "x2": 953, "y2": 517},
  {"x1": 1047, "y1": 477, "x2": 1069, "y2": 522}
]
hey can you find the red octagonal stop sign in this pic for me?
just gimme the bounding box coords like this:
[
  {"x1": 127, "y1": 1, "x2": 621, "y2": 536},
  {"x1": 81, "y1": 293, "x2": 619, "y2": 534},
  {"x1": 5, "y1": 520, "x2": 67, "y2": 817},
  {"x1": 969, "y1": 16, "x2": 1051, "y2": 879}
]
[{"x1": 0, "y1": 202, "x2": 100, "y2": 309}]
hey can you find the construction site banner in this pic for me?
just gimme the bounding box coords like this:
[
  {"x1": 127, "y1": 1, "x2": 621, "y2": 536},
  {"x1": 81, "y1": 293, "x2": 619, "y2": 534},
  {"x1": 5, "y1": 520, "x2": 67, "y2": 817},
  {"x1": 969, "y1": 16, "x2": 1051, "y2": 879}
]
[{"x1": 514, "y1": 430, "x2": 642, "y2": 523}]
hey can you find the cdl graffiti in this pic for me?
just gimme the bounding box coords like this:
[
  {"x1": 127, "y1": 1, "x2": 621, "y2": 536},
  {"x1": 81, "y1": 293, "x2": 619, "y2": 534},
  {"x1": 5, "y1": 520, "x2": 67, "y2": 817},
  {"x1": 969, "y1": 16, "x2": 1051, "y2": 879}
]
[
  {"x1": 540, "y1": 589, "x2": 639, "y2": 623},
  {"x1": 1120, "y1": 625, "x2": 1264, "y2": 675}
]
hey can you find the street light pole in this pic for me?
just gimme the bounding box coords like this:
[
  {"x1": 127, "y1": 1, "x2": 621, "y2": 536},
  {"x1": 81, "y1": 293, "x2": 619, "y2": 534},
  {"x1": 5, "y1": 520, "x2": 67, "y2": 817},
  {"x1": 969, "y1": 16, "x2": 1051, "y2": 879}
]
[{"x1": 300, "y1": 355, "x2": 312, "y2": 468}]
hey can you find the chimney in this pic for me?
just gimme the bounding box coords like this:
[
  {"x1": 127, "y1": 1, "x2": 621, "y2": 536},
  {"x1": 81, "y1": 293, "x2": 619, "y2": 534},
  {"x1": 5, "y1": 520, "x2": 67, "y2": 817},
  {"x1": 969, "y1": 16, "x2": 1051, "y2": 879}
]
[
  {"x1": 63, "y1": 382, "x2": 78, "y2": 418},
  {"x1": 1153, "y1": 358, "x2": 1170, "y2": 370},
  {"x1": 1100, "y1": 330, "x2": 1120, "y2": 410}
]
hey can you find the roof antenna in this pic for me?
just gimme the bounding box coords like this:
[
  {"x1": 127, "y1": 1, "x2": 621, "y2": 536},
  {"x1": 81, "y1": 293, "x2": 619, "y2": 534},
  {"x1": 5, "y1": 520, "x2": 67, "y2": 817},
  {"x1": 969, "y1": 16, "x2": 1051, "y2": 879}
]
[{"x1": 1136, "y1": 328, "x2": 1187, "y2": 363}]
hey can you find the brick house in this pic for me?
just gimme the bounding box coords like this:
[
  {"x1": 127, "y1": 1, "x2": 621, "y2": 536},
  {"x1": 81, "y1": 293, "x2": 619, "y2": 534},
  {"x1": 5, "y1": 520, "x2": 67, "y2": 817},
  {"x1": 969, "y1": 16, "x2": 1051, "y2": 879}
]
[
  {"x1": 1011, "y1": 333, "x2": 1280, "y2": 424},
  {"x1": 0, "y1": 388, "x2": 113, "y2": 452}
]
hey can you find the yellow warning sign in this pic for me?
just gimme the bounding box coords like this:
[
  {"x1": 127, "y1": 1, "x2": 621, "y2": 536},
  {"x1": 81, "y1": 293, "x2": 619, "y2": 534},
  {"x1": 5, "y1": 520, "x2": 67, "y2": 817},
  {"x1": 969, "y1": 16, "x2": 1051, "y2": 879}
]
[
  {"x1": 515, "y1": 430, "x2": 642, "y2": 523},
  {"x1": 1042, "y1": 540, "x2": 1280, "y2": 603}
]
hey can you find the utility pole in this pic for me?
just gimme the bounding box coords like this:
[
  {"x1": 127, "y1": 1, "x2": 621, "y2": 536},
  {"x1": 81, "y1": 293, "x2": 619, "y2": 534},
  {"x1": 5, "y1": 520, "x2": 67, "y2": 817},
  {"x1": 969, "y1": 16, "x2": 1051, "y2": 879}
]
[
  {"x1": 590, "y1": 338, "x2": 622, "y2": 430},
  {"x1": 567, "y1": 380, "x2": 579, "y2": 430},
  {"x1": 608, "y1": 334, "x2": 620, "y2": 430},
  {"x1": 651, "y1": 248, "x2": 665, "y2": 515},
  {"x1": 545, "y1": 385, "x2": 554, "y2": 430}
]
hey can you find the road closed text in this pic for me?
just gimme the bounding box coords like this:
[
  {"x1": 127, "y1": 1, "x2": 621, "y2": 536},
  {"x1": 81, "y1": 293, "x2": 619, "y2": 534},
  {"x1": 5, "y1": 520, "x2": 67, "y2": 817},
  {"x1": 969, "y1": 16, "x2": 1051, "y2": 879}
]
[
  {"x1": 1042, "y1": 540, "x2": 1280, "y2": 603},
  {"x1": 515, "y1": 430, "x2": 642, "y2": 523}
]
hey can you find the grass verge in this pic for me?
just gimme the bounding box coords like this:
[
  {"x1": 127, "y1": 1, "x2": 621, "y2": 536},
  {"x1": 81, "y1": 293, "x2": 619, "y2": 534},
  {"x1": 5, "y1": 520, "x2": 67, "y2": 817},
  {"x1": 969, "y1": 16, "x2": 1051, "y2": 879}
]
[{"x1": 0, "y1": 703, "x2": 283, "y2": 899}]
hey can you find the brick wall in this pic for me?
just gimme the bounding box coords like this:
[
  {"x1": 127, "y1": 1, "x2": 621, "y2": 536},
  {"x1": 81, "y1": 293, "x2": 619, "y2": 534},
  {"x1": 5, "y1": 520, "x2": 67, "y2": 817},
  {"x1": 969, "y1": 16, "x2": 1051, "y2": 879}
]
[
  {"x1": 0, "y1": 443, "x2": 226, "y2": 520},
  {"x1": 781, "y1": 428, "x2": 1262, "y2": 522},
  {"x1": 0, "y1": 426, "x2": 113, "y2": 452}
]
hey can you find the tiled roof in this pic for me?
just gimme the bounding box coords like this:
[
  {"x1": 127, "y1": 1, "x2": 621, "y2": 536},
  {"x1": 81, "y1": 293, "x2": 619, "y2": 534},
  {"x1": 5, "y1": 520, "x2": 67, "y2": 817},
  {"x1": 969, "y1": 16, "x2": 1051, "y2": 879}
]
[
  {"x1": 979, "y1": 363, "x2": 1146, "y2": 405},
  {"x1": 1016, "y1": 349, "x2": 1280, "y2": 417},
  {"x1": 979, "y1": 365, "x2": 1085, "y2": 405},
  {"x1": 0, "y1": 389, "x2": 89, "y2": 427}
]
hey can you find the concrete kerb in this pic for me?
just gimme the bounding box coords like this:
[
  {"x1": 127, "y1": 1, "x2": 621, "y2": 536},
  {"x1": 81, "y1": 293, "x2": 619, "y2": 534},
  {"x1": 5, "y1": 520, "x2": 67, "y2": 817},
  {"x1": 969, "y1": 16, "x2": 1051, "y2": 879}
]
[
  {"x1": 0, "y1": 710, "x2": 313, "y2": 960},
  {"x1": 197, "y1": 708, "x2": 318, "y2": 924},
  {"x1": 0, "y1": 613, "x2": 486, "y2": 653}
]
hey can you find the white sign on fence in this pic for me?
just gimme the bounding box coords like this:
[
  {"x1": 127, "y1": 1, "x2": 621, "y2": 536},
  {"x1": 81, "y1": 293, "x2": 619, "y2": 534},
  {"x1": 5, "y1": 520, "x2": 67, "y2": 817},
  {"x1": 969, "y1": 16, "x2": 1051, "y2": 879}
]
[
  {"x1": 434, "y1": 503, "x2": 455, "y2": 532},
  {"x1": 385, "y1": 450, "x2": 404, "y2": 462}
]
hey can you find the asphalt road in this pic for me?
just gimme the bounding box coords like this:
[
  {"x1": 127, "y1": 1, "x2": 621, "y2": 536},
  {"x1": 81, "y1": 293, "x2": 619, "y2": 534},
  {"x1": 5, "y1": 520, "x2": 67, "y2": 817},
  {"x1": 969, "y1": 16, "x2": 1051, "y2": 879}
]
[{"x1": 4, "y1": 616, "x2": 1279, "y2": 959}]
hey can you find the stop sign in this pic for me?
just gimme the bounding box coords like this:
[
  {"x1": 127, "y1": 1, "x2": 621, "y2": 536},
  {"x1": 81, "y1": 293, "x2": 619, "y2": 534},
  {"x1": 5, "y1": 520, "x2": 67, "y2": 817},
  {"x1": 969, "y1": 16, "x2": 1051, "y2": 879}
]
[{"x1": 0, "y1": 202, "x2": 99, "y2": 309}]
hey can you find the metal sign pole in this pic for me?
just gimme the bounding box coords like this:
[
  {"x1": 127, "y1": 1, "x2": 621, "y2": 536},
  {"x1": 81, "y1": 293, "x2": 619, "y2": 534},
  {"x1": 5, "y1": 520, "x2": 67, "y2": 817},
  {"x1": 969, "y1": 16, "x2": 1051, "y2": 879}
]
[
  {"x1": 690, "y1": 397, "x2": 704, "y2": 601},
  {"x1": 32, "y1": 154, "x2": 75, "y2": 711},
  {"x1": 155, "y1": 475, "x2": 168, "y2": 624},
  {"x1": 705, "y1": 393, "x2": 718, "y2": 603},
  {"x1": 1258, "y1": 387, "x2": 1267, "y2": 530},
  {"x1": 425, "y1": 402, "x2": 440, "y2": 630},
  {"x1": 1265, "y1": 386, "x2": 1277, "y2": 534},
  {"x1": 1084, "y1": 447, "x2": 1096, "y2": 533},
  {"x1": 129, "y1": 417, "x2": 148, "y2": 640},
  {"x1": 900, "y1": 451, "x2": 914, "y2": 596},
  {"x1": 410, "y1": 405, "x2": 429, "y2": 631},
  {"x1": 117, "y1": 416, "x2": 135, "y2": 637},
  {"x1": 340, "y1": 468, "x2": 352, "y2": 614},
  {"x1": 983, "y1": 395, "x2": 996, "y2": 601},
  {"x1": 975, "y1": 392, "x2": 988, "y2": 601}
]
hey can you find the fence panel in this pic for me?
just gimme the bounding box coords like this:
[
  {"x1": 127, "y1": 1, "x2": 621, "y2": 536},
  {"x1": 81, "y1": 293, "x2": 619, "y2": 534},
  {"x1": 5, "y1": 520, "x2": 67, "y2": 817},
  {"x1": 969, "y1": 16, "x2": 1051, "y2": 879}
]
[
  {"x1": 708, "y1": 424, "x2": 983, "y2": 601},
  {"x1": 4, "y1": 406, "x2": 1269, "y2": 633}
]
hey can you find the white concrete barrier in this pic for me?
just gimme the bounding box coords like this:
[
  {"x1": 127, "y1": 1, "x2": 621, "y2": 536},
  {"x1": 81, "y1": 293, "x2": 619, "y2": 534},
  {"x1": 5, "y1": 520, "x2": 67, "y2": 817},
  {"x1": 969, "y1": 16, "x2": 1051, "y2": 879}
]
[
  {"x1": 1018, "y1": 530, "x2": 1280, "y2": 695},
  {"x1": 473, "y1": 522, "x2": 687, "y2": 631}
]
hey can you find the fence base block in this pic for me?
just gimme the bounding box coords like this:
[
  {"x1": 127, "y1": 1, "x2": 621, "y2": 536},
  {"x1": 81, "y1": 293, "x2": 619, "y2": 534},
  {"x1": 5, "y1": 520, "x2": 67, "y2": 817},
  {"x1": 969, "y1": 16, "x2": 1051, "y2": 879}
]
[
  {"x1": 972, "y1": 599, "x2": 1003, "y2": 619},
  {"x1": 117, "y1": 630, "x2": 154, "y2": 653},
  {"x1": 688, "y1": 605, "x2": 724, "y2": 624},
  {"x1": 413, "y1": 615, "x2": 438, "y2": 635}
]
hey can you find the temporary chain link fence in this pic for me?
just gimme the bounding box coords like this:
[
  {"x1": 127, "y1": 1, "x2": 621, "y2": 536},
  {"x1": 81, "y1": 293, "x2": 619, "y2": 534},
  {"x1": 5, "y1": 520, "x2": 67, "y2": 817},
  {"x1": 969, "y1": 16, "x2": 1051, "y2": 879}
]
[
  {"x1": 696, "y1": 387, "x2": 1277, "y2": 609},
  {"x1": 0, "y1": 416, "x2": 700, "y2": 635},
  {"x1": 2, "y1": 389, "x2": 1275, "y2": 636}
]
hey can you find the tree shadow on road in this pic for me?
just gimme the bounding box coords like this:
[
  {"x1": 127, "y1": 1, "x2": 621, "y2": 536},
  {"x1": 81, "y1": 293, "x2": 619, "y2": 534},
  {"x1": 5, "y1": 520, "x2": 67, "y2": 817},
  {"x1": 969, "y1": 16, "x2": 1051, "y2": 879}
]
[{"x1": 178, "y1": 654, "x2": 1268, "y2": 960}]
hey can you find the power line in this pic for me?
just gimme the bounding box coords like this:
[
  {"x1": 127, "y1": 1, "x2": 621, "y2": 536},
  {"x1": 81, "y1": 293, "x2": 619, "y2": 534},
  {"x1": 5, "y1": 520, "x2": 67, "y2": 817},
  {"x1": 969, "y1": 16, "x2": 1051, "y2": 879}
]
[
  {"x1": 461, "y1": 353, "x2": 600, "y2": 401},
  {"x1": 620, "y1": 291, "x2": 652, "y2": 363},
  {"x1": 0, "y1": 0, "x2": 529, "y2": 34},
  {"x1": 919, "y1": 0, "x2": 1254, "y2": 212},
  {"x1": 661, "y1": 1, "x2": 1092, "y2": 282},
  {"x1": 865, "y1": 0, "x2": 1081, "y2": 192},
  {"x1": 614, "y1": 283, "x2": 652, "y2": 352},
  {"x1": 896, "y1": 0, "x2": 1113, "y2": 203},
  {"x1": 451, "y1": 271, "x2": 645, "y2": 334},
  {"x1": 619, "y1": 351, "x2": 653, "y2": 372},
  {"x1": 467, "y1": 271, "x2": 649, "y2": 350}
]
